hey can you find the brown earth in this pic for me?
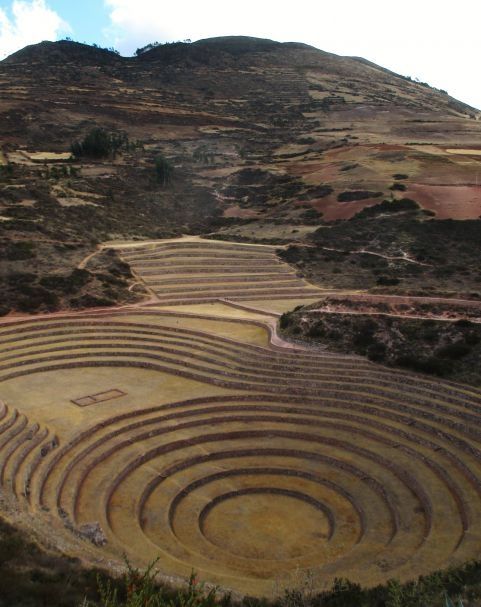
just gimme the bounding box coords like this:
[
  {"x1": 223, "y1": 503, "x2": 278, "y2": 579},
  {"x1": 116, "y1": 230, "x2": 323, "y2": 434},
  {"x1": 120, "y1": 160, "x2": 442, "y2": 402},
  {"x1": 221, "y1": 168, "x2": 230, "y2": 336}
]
[{"x1": 405, "y1": 184, "x2": 481, "y2": 219}]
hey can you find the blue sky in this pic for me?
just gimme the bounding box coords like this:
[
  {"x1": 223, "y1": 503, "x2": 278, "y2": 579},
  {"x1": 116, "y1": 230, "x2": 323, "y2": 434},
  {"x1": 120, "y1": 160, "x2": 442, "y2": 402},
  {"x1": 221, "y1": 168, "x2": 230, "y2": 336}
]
[
  {"x1": 46, "y1": 0, "x2": 109, "y2": 46},
  {"x1": 0, "y1": 0, "x2": 480, "y2": 110}
]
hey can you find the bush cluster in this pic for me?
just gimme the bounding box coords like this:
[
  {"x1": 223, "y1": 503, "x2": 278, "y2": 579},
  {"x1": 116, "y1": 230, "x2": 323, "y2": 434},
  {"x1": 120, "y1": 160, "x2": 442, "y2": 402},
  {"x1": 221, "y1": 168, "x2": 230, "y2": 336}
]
[
  {"x1": 71, "y1": 129, "x2": 128, "y2": 159},
  {"x1": 337, "y1": 191, "x2": 383, "y2": 203},
  {"x1": 280, "y1": 309, "x2": 481, "y2": 384},
  {"x1": 154, "y1": 155, "x2": 174, "y2": 186}
]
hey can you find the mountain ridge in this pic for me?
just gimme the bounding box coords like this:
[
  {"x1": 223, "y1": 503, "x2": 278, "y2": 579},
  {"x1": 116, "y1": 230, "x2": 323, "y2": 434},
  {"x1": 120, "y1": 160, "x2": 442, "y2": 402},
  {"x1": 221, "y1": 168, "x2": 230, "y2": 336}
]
[{"x1": 2, "y1": 36, "x2": 478, "y2": 113}]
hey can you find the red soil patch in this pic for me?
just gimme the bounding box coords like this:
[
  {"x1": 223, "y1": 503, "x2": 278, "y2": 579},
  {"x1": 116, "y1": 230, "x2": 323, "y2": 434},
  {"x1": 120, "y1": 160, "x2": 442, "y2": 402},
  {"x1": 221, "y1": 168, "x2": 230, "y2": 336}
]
[
  {"x1": 287, "y1": 160, "x2": 326, "y2": 178},
  {"x1": 406, "y1": 184, "x2": 481, "y2": 219},
  {"x1": 308, "y1": 194, "x2": 383, "y2": 221},
  {"x1": 223, "y1": 205, "x2": 260, "y2": 218}
]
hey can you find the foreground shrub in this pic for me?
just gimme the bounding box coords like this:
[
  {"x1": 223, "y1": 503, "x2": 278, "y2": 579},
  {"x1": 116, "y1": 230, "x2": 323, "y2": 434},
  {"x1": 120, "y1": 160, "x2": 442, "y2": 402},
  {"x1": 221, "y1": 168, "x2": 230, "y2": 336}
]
[
  {"x1": 0, "y1": 515, "x2": 478, "y2": 607},
  {"x1": 83, "y1": 561, "x2": 219, "y2": 607}
]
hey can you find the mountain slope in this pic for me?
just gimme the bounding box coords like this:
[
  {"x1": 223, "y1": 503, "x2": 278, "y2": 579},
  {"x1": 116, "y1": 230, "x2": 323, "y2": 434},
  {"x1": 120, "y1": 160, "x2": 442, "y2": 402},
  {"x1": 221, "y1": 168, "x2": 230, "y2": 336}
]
[{"x1": 0, "y1": 36, "x2": 481, "y2": 313}]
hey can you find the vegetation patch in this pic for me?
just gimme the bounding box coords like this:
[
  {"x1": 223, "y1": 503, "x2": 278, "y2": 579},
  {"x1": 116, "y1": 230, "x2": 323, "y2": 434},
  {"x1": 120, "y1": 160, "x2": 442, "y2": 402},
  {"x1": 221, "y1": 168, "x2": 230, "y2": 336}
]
[
  {"x1": 222, "y1": 169, "x2": 305, "y2": 208},
  {"x1": 280, "y1": 306, "x2": 481, "y2": 385},
  {"x1": 389, "y1": 182, "x2": 407, "y2": 191},
  {"x1": 337, "y1": 190, "x2": 383, "y2": 202},
  {"x1": 278, "y1": 210, "x2": 481, "y2": 297},
  {"x1": 71, "y1": 128, "x2": 128, "y2": 159},
  {"x1": 0, "y1": 515, "x2": 106, "y2": 607},
  {"x1": 0, "y1": 245, "x2": 143, "y2": 314},
  {"x1": 354, "y1": 197, "x2": 419, "y2": 218}
]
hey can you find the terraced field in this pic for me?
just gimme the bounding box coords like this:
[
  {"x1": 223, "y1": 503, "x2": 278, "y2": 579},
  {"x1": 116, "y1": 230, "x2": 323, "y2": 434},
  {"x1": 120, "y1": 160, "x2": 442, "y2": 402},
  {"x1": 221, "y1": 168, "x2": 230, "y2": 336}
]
[
  {"x1": 115, "y1": 237, "x2": 324, "y2": 306},
  {"x1": 2, "y1": 238, "x2": 481, "y2": 595}
]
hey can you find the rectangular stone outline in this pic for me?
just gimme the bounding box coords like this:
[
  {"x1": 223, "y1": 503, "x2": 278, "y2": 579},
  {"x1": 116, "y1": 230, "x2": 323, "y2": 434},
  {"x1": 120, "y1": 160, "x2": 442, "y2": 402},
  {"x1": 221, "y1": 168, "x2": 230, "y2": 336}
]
[{"x1": 71, "y1": 389, "x2": 126, "y2": 407}]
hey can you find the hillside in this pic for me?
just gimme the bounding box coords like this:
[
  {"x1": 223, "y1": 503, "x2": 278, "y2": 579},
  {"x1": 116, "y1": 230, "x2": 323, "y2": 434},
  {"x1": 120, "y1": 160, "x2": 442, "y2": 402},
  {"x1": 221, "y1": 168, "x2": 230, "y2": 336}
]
[
  {"x1": 1, "y1": 37, "x2": 480, "y2": 313},
  {"x1": 2, "y1": 36, "x2": 481, "y2": 602}
]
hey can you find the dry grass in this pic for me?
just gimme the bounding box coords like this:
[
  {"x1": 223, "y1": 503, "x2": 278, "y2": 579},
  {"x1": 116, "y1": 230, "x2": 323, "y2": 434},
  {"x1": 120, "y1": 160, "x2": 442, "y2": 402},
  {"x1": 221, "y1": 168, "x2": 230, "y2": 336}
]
[
  {"x1": 446, "y1": 148, "x2": 481, "y2": 156},
  {"x1": 27, "y1": 152, "x2": 72, "y2": 162}
]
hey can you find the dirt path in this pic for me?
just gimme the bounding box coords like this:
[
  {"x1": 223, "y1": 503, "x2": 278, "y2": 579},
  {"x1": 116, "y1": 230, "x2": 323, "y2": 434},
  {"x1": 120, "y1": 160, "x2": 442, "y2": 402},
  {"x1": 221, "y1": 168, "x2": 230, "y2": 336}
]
[
  {"x1": 77, "y1": 246, "x2": 101, "y2": 269},
  {"x1": 104, "y1": 235, "x2": 283, "y2": 250},
  {"x1": 332, "y1": 292, "x2": 481, "y2": 308},
  {"x1": 321, "y1": 246, "x2": 430, "y2": 266},
  {"x1": 307, "y1": 308, "x2": 481, "y2": 323},
  {"x1": 220, "y1": 298, "x2": 282, "y2": 318}
]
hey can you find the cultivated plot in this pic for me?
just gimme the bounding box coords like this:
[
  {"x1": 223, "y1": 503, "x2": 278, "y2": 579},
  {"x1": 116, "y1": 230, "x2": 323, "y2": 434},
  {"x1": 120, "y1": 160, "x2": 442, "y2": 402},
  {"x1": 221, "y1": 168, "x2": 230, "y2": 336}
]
[{"x1": 115, "y1": 237, "x2": 324, "y2": 306}]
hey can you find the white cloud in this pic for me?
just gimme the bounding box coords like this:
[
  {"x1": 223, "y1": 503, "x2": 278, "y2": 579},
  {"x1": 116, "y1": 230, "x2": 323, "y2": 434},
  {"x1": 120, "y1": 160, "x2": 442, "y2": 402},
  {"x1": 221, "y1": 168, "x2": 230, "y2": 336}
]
[
  {"x1": 104, "y1": 0, "x2": 481, "y2": 109},
  {"x1": 0, "y1": 0, "x2": 69, "y2": 59}
]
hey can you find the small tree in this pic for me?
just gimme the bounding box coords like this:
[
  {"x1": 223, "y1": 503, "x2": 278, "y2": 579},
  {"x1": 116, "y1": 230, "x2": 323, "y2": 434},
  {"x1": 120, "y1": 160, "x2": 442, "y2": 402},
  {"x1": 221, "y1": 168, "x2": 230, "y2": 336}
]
[
  {"x1": 154, "y1": 155, "x2": 174, "y2": 186},
  {"x1": 71, "y1": 128, "x2": 128, "y2": 160}
]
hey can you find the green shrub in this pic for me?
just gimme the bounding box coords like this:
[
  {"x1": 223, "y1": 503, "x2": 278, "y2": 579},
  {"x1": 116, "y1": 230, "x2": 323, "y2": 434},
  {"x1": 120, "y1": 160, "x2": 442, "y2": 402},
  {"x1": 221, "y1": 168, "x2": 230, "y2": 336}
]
[
  {"x1": 376, "y1": 276, "x2": 400, "y2": 286},
  {"x1": 300, "y1": 208, "x2": 323, "y2": 224},
  {"x1": 4, "y1": 241, "x2": 36, "y2": 260},
  {"x1": 39, "y1": 269, "x2": 91, "y2": 294},
  {"x1": 70, "y1": 294, "x2": 114, "y2": 308},
  {"x1": 109, "y1": 261, "x2": 132, "y2": 277},
  {"x1": 279, "y1": 246, "x2": 303, "y2": 263},
  {"x1": 437, "y1": 341, "x2": 472, "y2": 360},
  {"x1": 367, "y1": 341, "x2": 387, "y2": 362},
  {"x1": 352, "y1": 319, "x2": 377, "y2": 351},
  {"x1": 0, "y1": 163, "x2": 14, "y2": 180},
  {"x1": 307, "y1": 322, "x2": 325, "y2": 338},
  {"x1": 455, "y1": 319, "x2": 473, "y2": 328},
  {"x1": 395, "y1": 354, "x2": 449, "y2": 376},
  {"x1": 355, "y1": 198, "x2": 419, "y2": 219},
  {"x1": 465, "y1": 332, "x2": 480, "y2": 346},
  {"x1": 16, "y1": 286, "x2": 59, "y2": 312},
  {"x1": 7, "y1": 272, "x2": 36, "y2": 285}
]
